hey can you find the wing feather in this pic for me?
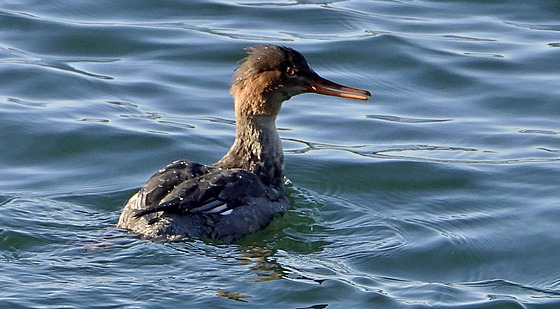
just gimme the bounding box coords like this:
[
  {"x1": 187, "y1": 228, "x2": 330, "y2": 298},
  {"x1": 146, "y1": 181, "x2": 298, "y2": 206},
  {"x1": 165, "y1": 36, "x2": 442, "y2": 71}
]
[{"x1": 132, "y1": 164, "x2": 281, "y2": 219}]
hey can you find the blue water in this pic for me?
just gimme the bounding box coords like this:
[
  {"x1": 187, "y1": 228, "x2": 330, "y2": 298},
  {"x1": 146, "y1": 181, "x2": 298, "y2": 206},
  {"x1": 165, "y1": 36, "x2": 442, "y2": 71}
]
[{"x1": 1, "y1": 1, "x2": 560, "y2": 308}]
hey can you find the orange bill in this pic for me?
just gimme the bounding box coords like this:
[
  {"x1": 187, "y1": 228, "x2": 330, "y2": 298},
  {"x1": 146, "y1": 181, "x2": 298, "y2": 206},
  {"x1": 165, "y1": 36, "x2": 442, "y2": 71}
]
[{"x1": 305, "y1": 76, "x2": 371, "y2": 101}]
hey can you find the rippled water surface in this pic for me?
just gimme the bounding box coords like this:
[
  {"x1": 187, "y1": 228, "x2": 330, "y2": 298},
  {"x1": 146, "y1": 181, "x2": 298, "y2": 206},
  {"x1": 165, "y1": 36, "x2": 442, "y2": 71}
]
[{"x1": 1, "y1": 1, "x2": 560, "y2": 308}]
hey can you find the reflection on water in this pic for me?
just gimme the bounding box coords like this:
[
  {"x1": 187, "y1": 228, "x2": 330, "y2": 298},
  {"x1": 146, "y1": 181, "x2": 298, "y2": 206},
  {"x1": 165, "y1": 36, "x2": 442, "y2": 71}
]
[{"x1": 237, "y1": 247, "x2": 286, "y2": 282}]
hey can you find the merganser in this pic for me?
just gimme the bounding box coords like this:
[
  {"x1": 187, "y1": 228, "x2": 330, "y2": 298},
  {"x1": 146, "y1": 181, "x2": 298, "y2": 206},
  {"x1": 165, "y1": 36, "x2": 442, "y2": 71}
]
[{"x1": 117, "y1": 45, "x2": 370, "y2": 243}]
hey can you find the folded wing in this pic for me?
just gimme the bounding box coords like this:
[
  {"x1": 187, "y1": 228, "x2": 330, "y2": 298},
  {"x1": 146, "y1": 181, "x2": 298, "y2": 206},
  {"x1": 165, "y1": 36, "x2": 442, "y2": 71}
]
[{"x1": 132, "y1": 160, "x2": 282, "y2": 218}]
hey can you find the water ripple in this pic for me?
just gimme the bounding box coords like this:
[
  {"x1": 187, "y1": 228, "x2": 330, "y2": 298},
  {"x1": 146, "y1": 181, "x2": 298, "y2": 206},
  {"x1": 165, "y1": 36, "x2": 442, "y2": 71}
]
[
  {"x1": 504, "y1": 21, "x2": 560, "y2": 32},
  {"x1": 284, "y1": 138, "x2": 560, "y2": 165},
  {"x1": 6, "y1": 97, "x2": 48, "y2": 108},
  {"x1": 366, "y1": 114, "x2": 453, "y2": 124},
  {"x1": 0, "y1": 45, "x2": 117, "y2": 80},
  {"x1": 2, "y1": 0, "x2": 560, "y2": 307}
]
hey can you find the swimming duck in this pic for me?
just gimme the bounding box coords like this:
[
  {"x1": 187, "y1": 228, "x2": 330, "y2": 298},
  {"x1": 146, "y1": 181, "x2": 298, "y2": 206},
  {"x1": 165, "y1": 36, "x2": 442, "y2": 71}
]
[{"x1": 117, "y1": 45, "x2": 370, "y2": 243}]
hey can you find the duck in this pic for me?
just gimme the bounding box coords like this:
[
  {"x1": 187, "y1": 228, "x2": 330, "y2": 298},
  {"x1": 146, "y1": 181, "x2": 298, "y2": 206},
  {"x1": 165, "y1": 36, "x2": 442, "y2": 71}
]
[{"x1": 116, "y1": 44, "x2": 370, "y2": 243}]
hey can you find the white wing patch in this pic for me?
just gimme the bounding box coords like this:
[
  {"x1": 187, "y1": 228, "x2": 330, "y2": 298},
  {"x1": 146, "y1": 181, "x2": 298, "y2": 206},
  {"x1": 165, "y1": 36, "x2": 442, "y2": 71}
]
[{"x1": 191, "y1": 199, "x2": 233, "y2": 215}]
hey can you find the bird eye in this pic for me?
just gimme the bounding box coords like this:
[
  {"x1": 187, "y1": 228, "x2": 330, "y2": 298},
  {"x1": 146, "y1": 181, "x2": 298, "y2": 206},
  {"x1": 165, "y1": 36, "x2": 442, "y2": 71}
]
[{"x1": 286, "y1": 67, "x2": 296, "y2": 77}]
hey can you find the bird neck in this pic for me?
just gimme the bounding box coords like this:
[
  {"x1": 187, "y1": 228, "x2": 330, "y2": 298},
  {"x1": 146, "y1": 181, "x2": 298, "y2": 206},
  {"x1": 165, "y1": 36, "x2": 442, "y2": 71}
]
[{"x1": 216, "y1": 112, "x2": 284, "y2": 188}]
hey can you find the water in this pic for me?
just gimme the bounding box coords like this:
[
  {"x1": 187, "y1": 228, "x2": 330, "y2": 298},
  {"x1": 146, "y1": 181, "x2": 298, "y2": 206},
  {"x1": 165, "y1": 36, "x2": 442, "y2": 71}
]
[{"x1": 1, "y1": 0, "x2": 559, "y2": 308}]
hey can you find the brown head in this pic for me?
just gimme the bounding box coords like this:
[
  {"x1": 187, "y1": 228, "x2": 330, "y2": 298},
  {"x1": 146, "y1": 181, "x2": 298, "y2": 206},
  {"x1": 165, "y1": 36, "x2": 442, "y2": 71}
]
[{"x1": 230, "y1": 45, "x2": 371, "y2": 118}]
